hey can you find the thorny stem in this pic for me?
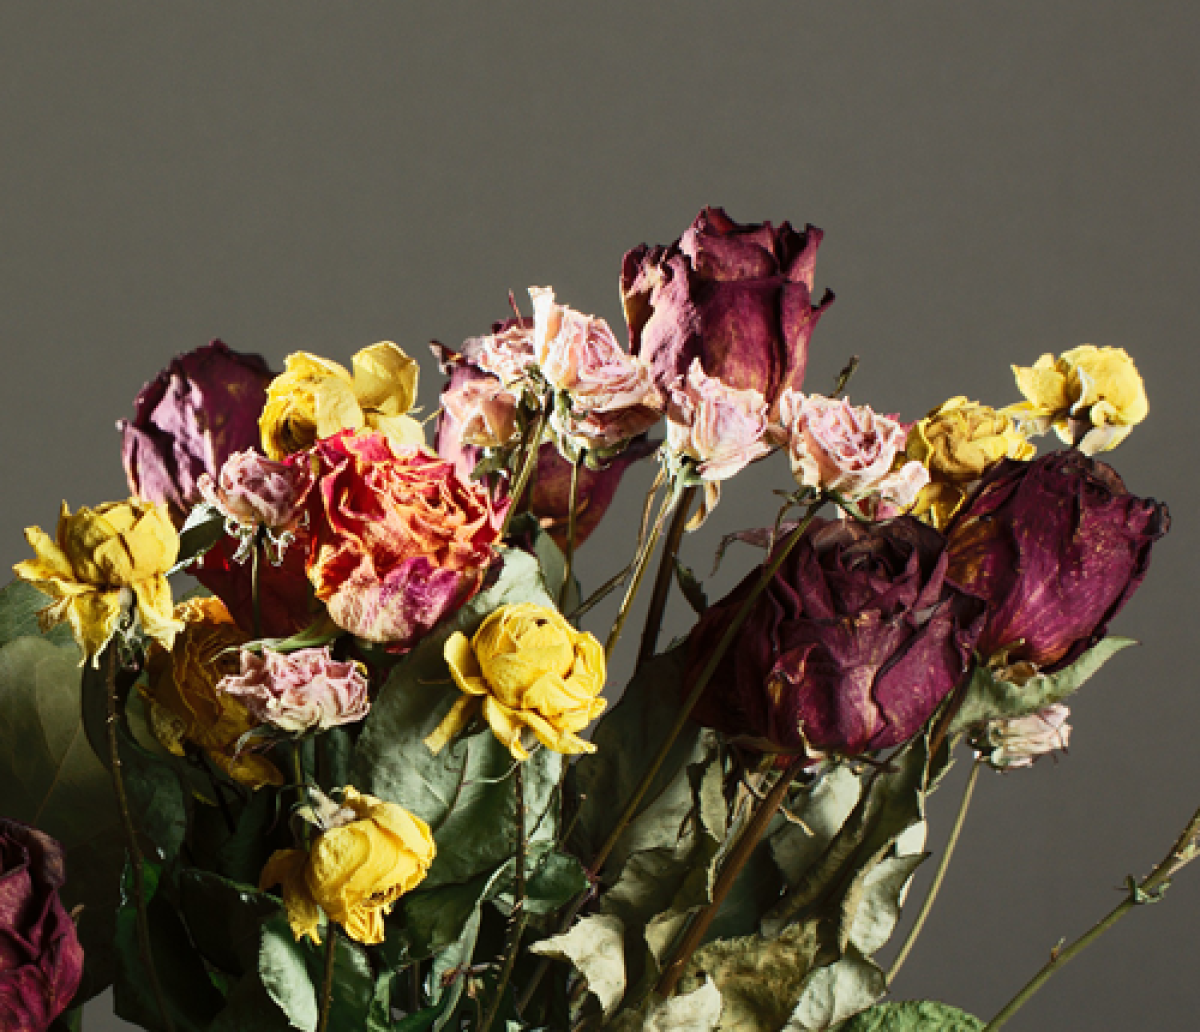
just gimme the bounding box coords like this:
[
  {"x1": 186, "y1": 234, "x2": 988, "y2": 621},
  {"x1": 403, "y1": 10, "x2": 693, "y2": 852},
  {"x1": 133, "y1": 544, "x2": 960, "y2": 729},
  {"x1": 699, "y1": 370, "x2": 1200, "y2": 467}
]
[
  {"x1": 984, "y1": 803, "x2": 1200, "y2": 1031},
  {"x1": 520, "y1": 500, "x2": 824, "y2": 1010},
  {"x1": 501, "y1": 407, "x2": 549, "y2": 539},
  {"x1": 316, "y1": 924, "x2": 337, "y2": 1032},
  {"x1": 655, "y1": 755, "x2": 807, "y2": 999},
  {"x1": 105, "y1": 647, "x2": 176, "y2": 1032},
  {"x1": 481, "y1": 764, "x2": 528, "y2": 1032},
  {"x1": 604, "y1": 477, "x2": 686, "y2": 659},
  {"x1": 635, "y1": 485, "x2": 698, "y2": 669},
  {"x1": 561, "y1": 453, "x2": 582, "y2": 611},
  {"x1": 887, "y1": 757, "x2": 983, "y2": 985}
]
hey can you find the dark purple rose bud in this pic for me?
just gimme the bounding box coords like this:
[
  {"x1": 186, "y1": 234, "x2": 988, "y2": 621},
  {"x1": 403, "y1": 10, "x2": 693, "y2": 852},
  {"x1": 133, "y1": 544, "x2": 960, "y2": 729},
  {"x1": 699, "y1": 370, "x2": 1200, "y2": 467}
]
[
  {"x1": 118, "y1": 340, "x2": 275, "y2": 524},
  {"x1": 686, "y1": 517, "x2": 985, "y2": 758},
  {"x1": 621, "y1": 207, "x2": 834, "y2": 409},
  {"x1": 946, "y1": 450, "x2": 1169, "y2": 672},
  {"x1": 432, "y1": 341, "x2": 654, "y2": 551},
  {"x1": 0, "y1": 820, "x2": 83, "y2": 1032}
]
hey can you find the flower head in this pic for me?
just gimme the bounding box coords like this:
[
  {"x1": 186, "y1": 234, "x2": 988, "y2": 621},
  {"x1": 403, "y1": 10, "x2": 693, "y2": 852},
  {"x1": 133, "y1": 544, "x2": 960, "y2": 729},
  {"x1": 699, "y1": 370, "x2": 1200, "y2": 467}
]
[
  {"x1": 0, "y1": 820, "x2": 83, "y2": 1032},
  {"x1": 300, "y1": 430, "x2": 503, "y2": 650},
  {"x1": 260, "y1": 342, "x2": 424, "y2": 459},
  {"x1": 219, "y1": 647, "x2": 370, "y2": 735},
  {"x1": 426, "y1": 603, "x2": 607, "y2": 761},
  {"x1": 973, "y1": 705, "x2": 1071, "y2": 771},
  {"x1": 260, "y1": 787, "x2": 434, "y2": 945},
  {"x1": 142, "y1": 597, "x2": 284, "y2": 789},
  {"x1": 14, "y1": 499, "x2": 182, "y2": 661},
  {"x1": 1006, "y1": 345, "x2": 1148, "y2": 455},
  {"x1": 118, "y1": 340, "x2": 275, "y2": 524},
  {"x1": 197, "y1": 449, "x2": 312, "y2": 561}
]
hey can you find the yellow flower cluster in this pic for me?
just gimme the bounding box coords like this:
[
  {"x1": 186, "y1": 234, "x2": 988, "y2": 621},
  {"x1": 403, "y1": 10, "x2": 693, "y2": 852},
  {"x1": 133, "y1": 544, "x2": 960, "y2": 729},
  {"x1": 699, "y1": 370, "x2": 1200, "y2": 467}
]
[
  {"x1": 426, "y1": 603, "x2": 607, "y2": 761},
  {"x1": 259, "y1": 341, "x2": 425, "y2": 459}
]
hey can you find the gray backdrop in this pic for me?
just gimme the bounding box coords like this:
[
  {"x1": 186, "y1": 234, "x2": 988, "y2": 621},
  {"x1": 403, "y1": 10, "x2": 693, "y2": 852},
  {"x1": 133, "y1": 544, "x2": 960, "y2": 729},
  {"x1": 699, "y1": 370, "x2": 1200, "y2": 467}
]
[{"x1": 1, "y1": 3, "x2": 1197, "y2": 1029}]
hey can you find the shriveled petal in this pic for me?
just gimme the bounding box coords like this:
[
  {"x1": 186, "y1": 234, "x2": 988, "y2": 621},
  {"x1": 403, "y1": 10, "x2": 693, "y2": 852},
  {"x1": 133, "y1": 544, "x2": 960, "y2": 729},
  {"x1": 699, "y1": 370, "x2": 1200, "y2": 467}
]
[
  {"x1": 367, "y1": 412, "x2": 426, "y2": 451},
  {"x1": 132, "y1": 577, "x2": 184, "y2": 652},
  {"x1": 424, "y1": 695, "x2": 481, "y2": 754},
  {"x1": 313, "y1": 376, "x2": 365, "y2": 440},
  {"x1": 261, "y1": 849, "x2": 324, "y2": 944}
]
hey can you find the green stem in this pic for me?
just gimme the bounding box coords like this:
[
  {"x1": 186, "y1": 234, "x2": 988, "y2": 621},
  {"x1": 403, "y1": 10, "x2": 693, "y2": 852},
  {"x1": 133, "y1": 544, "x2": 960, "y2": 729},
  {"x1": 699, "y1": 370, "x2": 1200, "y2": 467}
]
[
  {"x1": 655, "y1": 755, "x2": 806, "y2": 999},
  {"x1": 560, "y1": 453, "x2": 583, "y2": 611},
  {"x1": 985, "y1": 803, "x2": 1200, "y2": 1031},
  {"x1": 250, "y1": 532, "x2": 263, "y2": 640},
  {"x1": 604, "y1": 477, "x2": 685, "y2": 659},
  {"x1": 316, "y1": 924, "x2": 337, "y2": 1032},
  {"x1": 481, "y1": 764, "x2": 528, "y2": 1032},
  {"x1": 887, "y1": 757, "x2": 983, "y2": 985},
  {"x1": 635, "y1": 485, "x2": 698, "y2": 669},
  {"x1": 501, "y1": 407, "x2": 549, "y2": 539},
  {"x1": 105, "y1": 647, "x2": 176, "y2": 1032}
]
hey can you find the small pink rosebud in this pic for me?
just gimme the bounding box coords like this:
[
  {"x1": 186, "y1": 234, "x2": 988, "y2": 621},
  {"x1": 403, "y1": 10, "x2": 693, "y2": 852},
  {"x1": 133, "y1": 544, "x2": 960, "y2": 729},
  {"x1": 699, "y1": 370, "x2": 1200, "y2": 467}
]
[
  {"x1": 199, "y1": 450, "x2": 312, "y2": 535},
  {"x1": 219, "y1": 646, "x2": 370, "y2": 735},
  {"x1": 975, "y1": 705, "x2": 1072, "y2": 770}
]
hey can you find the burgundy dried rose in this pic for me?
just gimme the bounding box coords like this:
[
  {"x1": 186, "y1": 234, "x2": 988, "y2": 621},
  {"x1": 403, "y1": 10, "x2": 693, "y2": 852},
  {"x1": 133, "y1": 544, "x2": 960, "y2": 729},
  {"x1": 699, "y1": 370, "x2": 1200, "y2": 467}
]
[
  {"x1": 686, "y1": 517, "x2": 985, "y2": 758},
  {"x1": 621, "y1": 207, "x2": 834, "y2": 409},
  {"x1": 433, "y1": 343, "x2": 655, "y2": 551},
  {"x1": 220, "y1": 647, "x2": 370, "y2": 734},
  {"x1": 0, "y1": 820, "x2": 83, "y2": 1032},
  {"x1": 118, "y1": 340, "x2": 275, "y2": 524},
  {"x1": 946, "y1": 450, "x2": 1169, "y2": 672}
]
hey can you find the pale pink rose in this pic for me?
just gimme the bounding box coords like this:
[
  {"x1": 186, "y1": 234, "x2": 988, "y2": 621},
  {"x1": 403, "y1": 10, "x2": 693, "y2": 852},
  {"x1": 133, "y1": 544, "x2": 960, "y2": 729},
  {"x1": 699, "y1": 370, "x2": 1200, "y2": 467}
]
[
  {"x1": 471, "y1": 318, "x2": 538, "y2": 387},
  {"x1": 530, "y1": 287, "x2": 663, "y2": 448},
  {"x1": 667, "y1": 359, "x2": 771, "y2": 481},
  {"x1": 219, "y1": 646, "x2": 370, "y2": 734},
  {"x1": 199, "y1": 449, "x2": 312, "y2": 531},
  {"x1": 441, "y1": 374, "x2": 520, "y2": 449},
  {"x1": 777, "y1": 390, "x2": 929, "y2": 508},
  {"x1": 975, "y1": 704, "x2": 1071, "y2": 770}
]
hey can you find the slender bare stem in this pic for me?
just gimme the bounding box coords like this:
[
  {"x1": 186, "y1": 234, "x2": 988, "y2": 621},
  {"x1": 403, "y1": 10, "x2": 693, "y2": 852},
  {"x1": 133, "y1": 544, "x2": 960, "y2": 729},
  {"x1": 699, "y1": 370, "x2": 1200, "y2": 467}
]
[
  {"x1": 105, "y1": 647, "x2": 175, "y2": 1032},
  {"x1": 316, "y1": 924, "x2": 337, "y2": 1032},
  {"x1": 501, "y1": 408, "x2": 549, "y2": 539},
  {"x1": 250, "y1": 533, "x2": 263, "y2": 640},
  {"x1": 887, "y1": 757, "x2": 983, "y2": 985},
  {"x1": 985, "y1": 803, "x2": 1200, "y2": 1031},
  {"x1": 481, "y1": 764, "x2": 528, "y2": 1032},
  {"x1": 656, "y1": 755, "x2": 807, "y2": 998},
  {"x1": 561, "y1": 454, "x2": 582, "y2": 611},
  {"x1": 636, "y1": 485, "x2": 698, "y2": 669}
]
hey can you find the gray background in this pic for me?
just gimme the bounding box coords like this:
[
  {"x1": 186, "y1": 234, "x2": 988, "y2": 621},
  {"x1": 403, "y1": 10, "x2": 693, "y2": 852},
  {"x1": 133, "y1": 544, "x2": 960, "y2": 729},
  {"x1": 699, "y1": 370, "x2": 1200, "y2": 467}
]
[{"x1": 1, "y1": 3, "x2": 1197, "y2": 1029}]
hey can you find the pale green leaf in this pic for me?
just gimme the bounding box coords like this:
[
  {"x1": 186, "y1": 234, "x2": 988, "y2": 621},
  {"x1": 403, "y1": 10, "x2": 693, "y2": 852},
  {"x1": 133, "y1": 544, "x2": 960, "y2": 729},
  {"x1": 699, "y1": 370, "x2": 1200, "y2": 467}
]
[
  {"x1": 785, "y1": 946, "x2": 885, "y2": 1031},
  {"x1": 259, "y1": 913, "x2": 319, "y2": 1032},
  {"x1": 845, "y1": 853, "x2": 929, "y2": 956},
  {"x1": 0, "y1": 580, "x2": 75, "y2": 647},
  {"x1": 836, "y1": 1000, "x2": 985, "y2": 1031},
  {"x1": 530, "y1": 914, "x2": 627, "y2": 1019}
]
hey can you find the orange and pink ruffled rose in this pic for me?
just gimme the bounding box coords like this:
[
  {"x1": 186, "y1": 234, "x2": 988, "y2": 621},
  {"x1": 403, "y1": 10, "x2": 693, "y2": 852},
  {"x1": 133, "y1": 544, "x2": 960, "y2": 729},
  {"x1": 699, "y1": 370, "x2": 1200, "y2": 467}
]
[{"x1": 296, "y1": 430, "x2": 504, "y2": 650}]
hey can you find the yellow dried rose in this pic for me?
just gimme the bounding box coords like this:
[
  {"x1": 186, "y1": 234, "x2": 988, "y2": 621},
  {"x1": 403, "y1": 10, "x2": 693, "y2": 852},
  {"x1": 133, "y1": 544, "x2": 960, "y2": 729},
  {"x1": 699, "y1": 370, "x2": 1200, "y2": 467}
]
[
  {"x1": 426, "y1": 603, "x2": 607, "y2": 761},
  {"x1": 13, "y1": 499, "x2": 182, "y2": 661},
  {"x1": 259, "y1": 341, "x2": 425, "y2": 459},
  {"x1": 1005, "y1": 344, "x2": 1148, "y2": 455},
  {"x1": 142, "y1": 597, "x2": 284, "y2": 790},
  {"x1": 260, "y1": 787, "x2": 435, "y2": 945},
  {"x1": 905, "y1": 396, "x2": 1035, "y2": 529}
]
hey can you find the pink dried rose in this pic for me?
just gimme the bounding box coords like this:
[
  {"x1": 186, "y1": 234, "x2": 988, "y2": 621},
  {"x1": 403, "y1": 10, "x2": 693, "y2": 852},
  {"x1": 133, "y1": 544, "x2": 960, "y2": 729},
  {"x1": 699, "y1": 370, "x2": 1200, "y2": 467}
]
[
  {"x1": 470, "y1": 316, "x2": 538, "y2": 388},
  {"x1": 197, "y1": 449, "x2": 313, "y2": 560},
  {"x1": 441, "y1": 374, "x2": 520, "y2": 449},
  {"x1": 219, "y1": 647, "x2": 370, "y2": 734},
  {"x1": 118, "y1": 340, "x2": 275, "y2": 524},
  {"x1": 974, "y1": 705, "x2": 1071, "y2": 770},
  {"x1": 667, "y1": 359, "x2": 771, "y2": 482},
  {"x1": 530, "y1": 287, "x2": 663, "y2": 449},
  {"x1": 776, "y1": 390, "x2": 929, "y2": 510}
]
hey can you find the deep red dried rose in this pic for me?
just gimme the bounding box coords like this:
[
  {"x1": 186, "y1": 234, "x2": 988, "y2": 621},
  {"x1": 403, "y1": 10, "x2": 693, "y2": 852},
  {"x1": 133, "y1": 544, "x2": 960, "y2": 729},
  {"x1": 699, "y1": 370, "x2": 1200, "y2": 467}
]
[
  {"x1": 0, "y1": 820, "x2": 83, "y2": 1032},
  {"x1": 946, "y1": 449, "x2": 1169, "y2": 672},
  {"x1": 118, "y1": 340, "x2": 275, "y2": 524},
  {"x1": 686, "y1": 517, "x2": 985, "y2": 758},
  {"x1": 621, "y1": 207, "x2": 834, "y2": 409}
]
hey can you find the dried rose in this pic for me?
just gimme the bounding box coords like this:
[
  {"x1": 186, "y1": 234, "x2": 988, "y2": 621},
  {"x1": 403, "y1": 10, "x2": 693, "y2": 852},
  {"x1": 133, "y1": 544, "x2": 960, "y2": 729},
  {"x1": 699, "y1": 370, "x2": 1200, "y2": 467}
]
[
  {"x1": 776, "y1": 390, "x2": 929, "y2": 511},
  {"x1": 441, "y1": 373, "x2": 520, "y2": 450},
  {"x1": 0, "y1": 820, "x2": 83, "y2": 1032},
  {"x1": 973, "y1": 705, "x2": 1071, "y2": 771},
  {"x1": 946, "y1": 450, "x2": 1168, "y2": 672},
  {"x1": 197, "y1": 449, "x2": 312, "y2": 561},
  {"x1": 118, "y1": 340, "x2": 274, "y2": 524},
  {"x1": 621, "y1": 207, "x2": 833, "y2": 408},
  {"x1": 686, "y1": 517, "x2": 985, "y2": 758},
  {"x1": 220, "y1": 647, "x2": 370, "y2": 735},
  {"x1": 300, "y1": 430, "x2": 503, "y2": 650}
]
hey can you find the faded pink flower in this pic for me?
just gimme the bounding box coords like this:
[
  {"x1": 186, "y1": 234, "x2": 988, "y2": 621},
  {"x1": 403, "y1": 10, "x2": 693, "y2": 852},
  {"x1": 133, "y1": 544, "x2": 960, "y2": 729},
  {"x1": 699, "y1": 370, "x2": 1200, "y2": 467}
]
[
  {"x1": 198, "y1": 450, "x2": 312, "y2": 559},
  {"x1": 441, "y1": 375, "x2": 520, "y2": 449},
  {"x1": 219, "y1": 646, "x2": 370, "y2": 734},
  {"x1": 777, "y1": 390, "x2": 929, "y2": 509},
  {"x1": 470, "y1": 317, "x2": 538, "y2": 388},
  {"x1": 975, "y1": 704, "x2": 1071, "y2": 770},
  {"x1": 667, "y1": 359, "x2": 770, "y2": 482}
]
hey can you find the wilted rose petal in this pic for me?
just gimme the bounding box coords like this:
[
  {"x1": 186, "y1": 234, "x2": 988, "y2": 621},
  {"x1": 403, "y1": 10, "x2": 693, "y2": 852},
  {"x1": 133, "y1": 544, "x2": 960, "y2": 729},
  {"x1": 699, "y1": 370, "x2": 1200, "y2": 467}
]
[
  {"x1": 441, "y1": 373, "x2": 520, "y2": 449},
  {"x1": 118, "y1": 340, "x2": 274, "y2": 524},
  {"x1": 667, "y1": 359, "x2": 771, "y2": 482},
  {"x1": 974, "y1": 704, "x2": 1071, "y2": 770},
  {"x1": 220, "y1": 647, "x2": 370, "y2": 734}
]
